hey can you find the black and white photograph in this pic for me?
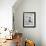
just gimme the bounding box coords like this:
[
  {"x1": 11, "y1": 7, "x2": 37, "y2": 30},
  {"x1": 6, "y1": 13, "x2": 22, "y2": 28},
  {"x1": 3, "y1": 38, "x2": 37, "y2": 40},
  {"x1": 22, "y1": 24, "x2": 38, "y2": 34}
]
[{"x1": 23, "y1": 12, "x2": 36, "y2": 28}]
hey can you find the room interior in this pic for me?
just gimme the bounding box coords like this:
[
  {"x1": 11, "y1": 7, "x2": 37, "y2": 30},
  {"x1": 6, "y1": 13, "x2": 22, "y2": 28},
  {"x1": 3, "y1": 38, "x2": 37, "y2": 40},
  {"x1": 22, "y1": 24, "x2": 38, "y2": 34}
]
[{"x1": 0, "y1": 0, "x2": 46, "y2": 46}]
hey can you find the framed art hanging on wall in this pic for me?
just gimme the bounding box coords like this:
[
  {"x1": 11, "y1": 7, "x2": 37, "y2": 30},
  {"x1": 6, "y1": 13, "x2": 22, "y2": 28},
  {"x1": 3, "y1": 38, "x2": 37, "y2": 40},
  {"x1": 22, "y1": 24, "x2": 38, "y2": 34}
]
[{"x1": 23, "y1": 12, "x2": 36, "y2": 28}]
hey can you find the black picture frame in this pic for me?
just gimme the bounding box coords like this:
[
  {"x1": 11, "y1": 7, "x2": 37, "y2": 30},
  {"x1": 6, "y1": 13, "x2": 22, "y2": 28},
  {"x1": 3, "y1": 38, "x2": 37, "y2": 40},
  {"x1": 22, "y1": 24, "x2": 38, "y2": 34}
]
[{"x1": 23, "y1": 12, "x2": 36, "y2": 28}]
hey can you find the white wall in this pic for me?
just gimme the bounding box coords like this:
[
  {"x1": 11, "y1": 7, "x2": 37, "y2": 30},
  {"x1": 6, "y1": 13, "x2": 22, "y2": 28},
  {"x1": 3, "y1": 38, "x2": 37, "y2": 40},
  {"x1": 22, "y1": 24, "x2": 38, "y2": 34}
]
[
  {"x1": 0, "y1": 0, "x2": 16, "y2": 30},
  {"x1": 13, "y1": 0, "x2": 42, "y2": 46},
  {"x1": 41, "y1": 0, "x2": 46, "y2": 46}
]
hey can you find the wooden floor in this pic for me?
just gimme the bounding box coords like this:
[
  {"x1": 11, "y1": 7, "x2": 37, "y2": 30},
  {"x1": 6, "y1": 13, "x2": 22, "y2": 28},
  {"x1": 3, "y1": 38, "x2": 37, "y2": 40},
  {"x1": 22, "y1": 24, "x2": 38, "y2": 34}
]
[{"x1": 0, "y1": 39, "x2": 16, "y2": 46}]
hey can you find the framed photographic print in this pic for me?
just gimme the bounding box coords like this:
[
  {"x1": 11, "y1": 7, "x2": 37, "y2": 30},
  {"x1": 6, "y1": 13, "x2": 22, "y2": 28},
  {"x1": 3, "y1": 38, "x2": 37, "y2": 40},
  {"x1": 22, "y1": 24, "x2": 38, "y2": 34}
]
[{"x1": 23, "y1": 12, "x2": 36, "y2": 28}]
